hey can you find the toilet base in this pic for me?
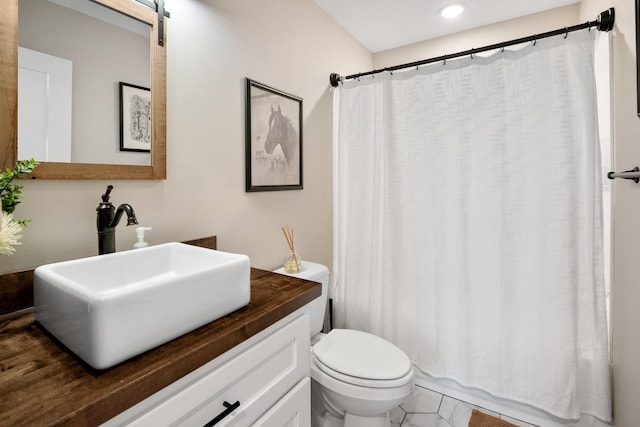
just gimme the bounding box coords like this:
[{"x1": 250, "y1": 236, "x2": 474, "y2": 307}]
[
  {"x1": 311, "y1": 409, "x2": 390, "y2": 427},
  {"x1": 311, "y1": 376, "x2": 402, "y2": 427},
  {"x1": 311, "y1": 410, "x2": 343, "y2": 427},
  {"x1": 344, "y1": 412, "x2": 389, "y2": 427}
]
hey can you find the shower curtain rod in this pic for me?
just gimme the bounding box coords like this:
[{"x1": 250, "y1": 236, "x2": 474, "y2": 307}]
[{"x1": 329, "y1": 8, "x2": 615, "y2": 87}]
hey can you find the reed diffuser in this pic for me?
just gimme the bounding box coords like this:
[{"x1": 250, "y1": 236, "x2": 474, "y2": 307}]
[{"x1": 281, "y1": 225, "x2": 301, "y2": 273}]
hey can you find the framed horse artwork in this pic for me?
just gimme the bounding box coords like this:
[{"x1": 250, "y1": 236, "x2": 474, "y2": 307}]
[{"x1": 245, "y1": 78, "x2": 303, "y2": 192}]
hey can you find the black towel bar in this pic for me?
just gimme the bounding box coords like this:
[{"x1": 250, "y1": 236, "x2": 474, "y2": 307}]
[{"x1": 607, "y1": 167, "x2": 640, "y2": 183}]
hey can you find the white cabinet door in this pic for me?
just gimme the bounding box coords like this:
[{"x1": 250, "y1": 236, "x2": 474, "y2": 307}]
[
  {"x1": 253, "y1": 378, "x2": 310, "y2": 427},
  {"x1": 127, "y1": 315, "x2": 310, "y2": 427}
]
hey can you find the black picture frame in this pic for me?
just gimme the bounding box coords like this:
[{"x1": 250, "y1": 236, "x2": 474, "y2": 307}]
[
  {"x1": 245, "y1": 78, "x2": 303, "y2": 192},
  {"x1": 119, "y1": 82, "x2": 151, "y2": 152}
]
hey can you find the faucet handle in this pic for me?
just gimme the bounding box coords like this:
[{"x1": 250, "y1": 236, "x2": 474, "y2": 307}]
[{"x1": 102, "y1": 185, "x2": 114, "y2": 202}]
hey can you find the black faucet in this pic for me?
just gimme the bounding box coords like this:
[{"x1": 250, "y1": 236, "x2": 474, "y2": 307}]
[{"x1": 96, "y1": 185, "x2": 139, "y2": 255}]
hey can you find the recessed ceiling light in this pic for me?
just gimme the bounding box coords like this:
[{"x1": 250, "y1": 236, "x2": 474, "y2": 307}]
[{"x1": 440, "y1": 3, "x2": 465, "y2": 19}]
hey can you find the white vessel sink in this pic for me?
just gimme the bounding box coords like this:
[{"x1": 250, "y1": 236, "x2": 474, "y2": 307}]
[{"x1": 34, "y1": 242, "x2": 251, "y2": 369}]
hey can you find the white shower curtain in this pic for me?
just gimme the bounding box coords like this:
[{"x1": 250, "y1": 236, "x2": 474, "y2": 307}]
[{"x1": 332, "y1": 29, "x2": 611, "y2": 422}]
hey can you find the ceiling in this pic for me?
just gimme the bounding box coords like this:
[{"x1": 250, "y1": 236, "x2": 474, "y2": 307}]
[{"x1": 313, "y1": 0, "x2": 581, "y2": 52}]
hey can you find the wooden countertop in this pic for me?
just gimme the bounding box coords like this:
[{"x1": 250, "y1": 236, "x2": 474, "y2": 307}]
[{"x1": 0, "y1": 268, "x2": 321, "y2": 427}]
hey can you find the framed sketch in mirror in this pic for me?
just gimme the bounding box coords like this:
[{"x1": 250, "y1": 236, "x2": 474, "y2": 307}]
[{"x1": 120, "y1": 82, "x2": 151, "y2": 152}]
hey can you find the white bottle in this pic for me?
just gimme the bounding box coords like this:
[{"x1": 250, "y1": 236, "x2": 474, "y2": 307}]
[{"x1": 133, "y1": 226, "x2": 152, "y2": 249}]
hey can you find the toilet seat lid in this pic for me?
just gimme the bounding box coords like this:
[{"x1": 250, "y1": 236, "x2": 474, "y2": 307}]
[{"x1": 312, "y1": 329, "x2": 412, "y2": 380}]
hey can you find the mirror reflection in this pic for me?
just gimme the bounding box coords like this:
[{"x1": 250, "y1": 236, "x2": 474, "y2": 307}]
[{"x1": 18, "y1": 0, "x2": 152, "y2": 166}]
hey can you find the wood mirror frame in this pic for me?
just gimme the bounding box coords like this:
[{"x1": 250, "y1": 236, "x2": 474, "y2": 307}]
[{"x1": 0, "y1": 0, "x2": 166, "y2": 179}]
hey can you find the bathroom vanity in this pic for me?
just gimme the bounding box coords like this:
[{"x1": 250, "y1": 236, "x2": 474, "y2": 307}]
[
  {"x1": 0, "y1": 265, "x2": 320, "y2": 426},
  {"x1": 107, "y1": 312, "x2": 311, "y2": 426}
]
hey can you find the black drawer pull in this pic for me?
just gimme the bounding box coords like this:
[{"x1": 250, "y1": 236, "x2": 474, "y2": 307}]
[{"x1": 203, "y1": 401, "x2": 241, "y2": 427}]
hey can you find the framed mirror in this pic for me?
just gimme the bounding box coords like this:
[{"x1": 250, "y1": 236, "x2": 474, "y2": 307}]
[{"x1": 0, "y1": 0, "x2": 166, "y2": 179}]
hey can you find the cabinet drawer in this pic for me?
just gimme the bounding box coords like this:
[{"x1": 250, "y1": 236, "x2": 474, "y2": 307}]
[
  {"x1": 128, "y1": 315, "x2": 310, "y2": 427},
  {"x1": 253, "y1": 378, "x2": 310, "y2": 427}
]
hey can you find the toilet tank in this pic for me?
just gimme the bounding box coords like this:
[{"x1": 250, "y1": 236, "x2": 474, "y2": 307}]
[{"x1": 273, "y1": 261, "x2": 329, "y2": 336}]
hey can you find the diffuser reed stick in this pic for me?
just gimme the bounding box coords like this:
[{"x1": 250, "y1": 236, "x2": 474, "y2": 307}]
[
  {"x1": 281, "y1": 225, "x2": 301, "y2": 273},
  {"x1": 282, "y1": 225, "x2": 295, "y2": 252}
]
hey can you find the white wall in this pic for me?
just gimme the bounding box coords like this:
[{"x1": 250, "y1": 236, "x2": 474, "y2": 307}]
[
  {"x1": 0, "y1": 0, "x2": 371, "y2": 274},
  {"x1": 373, "y1": 5, "x2": 580, "y2": 68}
]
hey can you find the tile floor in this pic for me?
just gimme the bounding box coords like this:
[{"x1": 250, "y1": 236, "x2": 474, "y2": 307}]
[{"x1": 390, "y1": 385, "x2": 539, "y2": 427}]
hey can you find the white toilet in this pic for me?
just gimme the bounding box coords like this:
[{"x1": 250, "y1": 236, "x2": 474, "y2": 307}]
[{"x1": 275, "y1": 261, "x2": 414, "y2": 427}]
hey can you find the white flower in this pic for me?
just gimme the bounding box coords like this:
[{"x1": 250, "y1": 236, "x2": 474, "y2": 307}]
[{"x1": 0, "y1": 211, "x2": 22, "y2": 255}]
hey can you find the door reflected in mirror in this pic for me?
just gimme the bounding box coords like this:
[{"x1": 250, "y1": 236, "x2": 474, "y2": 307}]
[{"x1": 18, "y1": 0, "x2": 152, "y2": 166}]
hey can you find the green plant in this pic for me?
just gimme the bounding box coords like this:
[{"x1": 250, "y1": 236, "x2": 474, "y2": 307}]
[{"x1": 0, "y1": 159, "x2": 39, "y2": 226}]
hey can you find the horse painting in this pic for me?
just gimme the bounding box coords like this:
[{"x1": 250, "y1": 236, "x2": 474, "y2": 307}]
[{"x1": 264, "y1": 104, "x2": 298, "y2": 167}]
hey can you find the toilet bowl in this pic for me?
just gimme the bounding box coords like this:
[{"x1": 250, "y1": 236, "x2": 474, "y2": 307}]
[{"x1": 274, "y1": 261, "x2": 414, "y2": 427}]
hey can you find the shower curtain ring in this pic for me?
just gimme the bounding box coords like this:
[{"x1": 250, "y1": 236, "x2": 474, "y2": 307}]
[
  {"x1": 501, "y1": 46, "x2": 505, "y2": 53},
  {"x1": 533, "y1": 37, "x2": 537, "y2": 46},
  {"x1": 564, "y1": 27, "x2": 569, "y2": 38}
]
